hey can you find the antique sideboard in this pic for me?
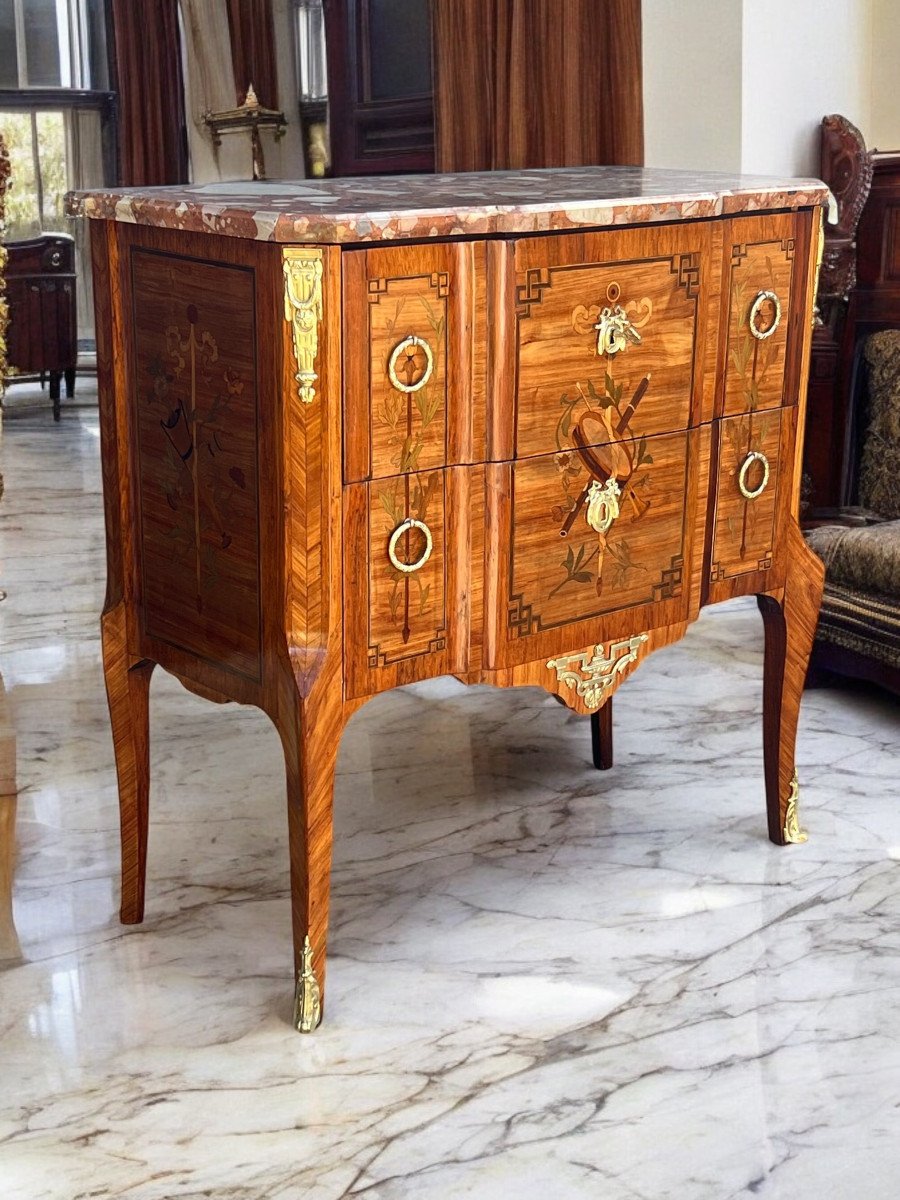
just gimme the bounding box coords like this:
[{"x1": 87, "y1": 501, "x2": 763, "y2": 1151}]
[
  {"x1": 70, "y1": 168, "x2": 829, "y2": 1031},
  {"x1": 4, "y1": 233, "x2": 78, "y2": 420}
]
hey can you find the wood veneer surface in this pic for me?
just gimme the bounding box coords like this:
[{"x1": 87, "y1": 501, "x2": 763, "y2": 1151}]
[{"x1": 88, "y1": 185, "x2": 825, "y2": 1031}]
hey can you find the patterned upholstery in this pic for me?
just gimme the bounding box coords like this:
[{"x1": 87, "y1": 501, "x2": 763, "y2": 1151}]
[
  {"x1": 859, "y1": 331, "x2": 900, "y2": 520},
  {"x1": 806, "y1": 330, "x2": 900, "y2": 681},
  {"x1": 807, "y1": 525, "x2": 900, "y2": 669},
  {"x1": 807, "y1": 521, "x2": 900, "y2": 597}
]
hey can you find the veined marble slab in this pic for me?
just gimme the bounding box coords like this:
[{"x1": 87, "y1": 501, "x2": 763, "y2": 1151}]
[
  {"x1": 66, "y1": 165, "x2": 831, "y2": 244},
  {"x1": 0, "y1": 404, "x2": 898, "y2": 1199}
]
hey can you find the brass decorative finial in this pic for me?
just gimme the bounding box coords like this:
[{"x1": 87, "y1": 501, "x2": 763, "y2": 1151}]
[
  {"x1": 293, "y1": 935, "x2": 322, "y2": 1033},
  {"x1": 242, "y1": 84, "x2": 260, "y2": 110}
]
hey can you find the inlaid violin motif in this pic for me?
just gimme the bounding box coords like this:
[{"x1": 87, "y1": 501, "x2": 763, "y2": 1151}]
[{"x1": 547, "y1": 281, "x2": 659, "y2": 591}]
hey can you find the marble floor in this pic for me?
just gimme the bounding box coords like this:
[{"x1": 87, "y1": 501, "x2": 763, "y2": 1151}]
[{"x1": 1, "y1": 404, "x2": 898, "y2": 1200}]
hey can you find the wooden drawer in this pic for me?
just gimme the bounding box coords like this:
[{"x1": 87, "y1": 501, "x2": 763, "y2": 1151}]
[
  {"x1": 342, "y1": 242, "x2": 487, "y2": 482},
  {"x1": 344, "y1": 467, "x2": 460, "y2": 698},
  {"x1": 709, "y1": 407, "x2": 794, "y2": 589},
  {"x1": 722, "y1": 212, "x2": 802, "y2": 418},
  {"x1": 496, "y1": 222, "x2": 720, "y2": 461},
  {"x1": 485, "y1": 427, "x2": 707, "y2": 669}
]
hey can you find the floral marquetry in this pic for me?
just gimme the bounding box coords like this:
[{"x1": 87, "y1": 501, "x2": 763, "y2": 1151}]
[
  {"x1": 723, "y1": 212, "x2": 797, "y2": 418},
  {"x1": 483, "y1": 424, "x2": 698, "y2": 672},
  {"x1": 710, "y1": 409, "x2": 784, "y2": 582},
  {"x1": 344, "y1": 467, "x2": 451, "y2": 699},
  {"x1": 511, "y1": 223, "x2": 716, "y2": 461},
  {"x1": 130, "y1": 248, "x2": 261, "y2": 682},
  {"x1": 343, "y1": 243, "x2": 461, "y2": 482}
]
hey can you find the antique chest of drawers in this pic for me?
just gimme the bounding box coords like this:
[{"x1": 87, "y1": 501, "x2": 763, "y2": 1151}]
[
  {"x1": 4, "y1": 232, "x2": 78, "y2": 420},
  {"x1": 71, "y1": 167, "x2": 830, "y2": 1031}
]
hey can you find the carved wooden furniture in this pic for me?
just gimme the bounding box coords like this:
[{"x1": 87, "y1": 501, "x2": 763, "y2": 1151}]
[
  {"x1": 803, "y1": 114, "x2": 900, "y2": 514},
  {"x1": 806, "y1": 330, "x2": 900, "y2": 697},
  {"x1": 802, "y1": 116, "x2": 900, "y2": 694},
  {"x1": 3, "y1": 233, "x2": 77, "y2": 420},
  {"x1": 71, "y1": 167, "x2": 828, "y2": 1031}
]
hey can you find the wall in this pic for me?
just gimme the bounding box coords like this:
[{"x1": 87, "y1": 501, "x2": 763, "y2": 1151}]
[
  {"x1": 642, "y1": 0, "x2": 743, "y2": 172},
  {"x1": 870, "y1": 0, "x2": 900, "y2": 149},
  {"x1": 643, "y1": 0, "x2": 896, "y2": 177},
  {"x1": 741, "y1": 0, "x2": 872, "y2": 176},
  {"x1": 180, "y1": 0, "x2": 305, "y2": 185}
]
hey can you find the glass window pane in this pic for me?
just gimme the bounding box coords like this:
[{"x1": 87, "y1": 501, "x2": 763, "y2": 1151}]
[
  {"x1": 296, "y1": 0, "x2": 327, "y2": 101},
  {"x1": 0, "y1": 0, "x2": 19, "y2": 88},
  {"x1": 24, "y1": 0, "x2": 63, "y2": 87},
  {"x1": 367, "y1": 0, "x2": 432, "y2": 101},
  {"x1": 85, "y1": 0, "x2": 110, "y2": 89},
  {"x1": 36, "y1": 110, "x2": 68, "y2": 232},
  {"x1": 1, "y1": 112, "x2": 41, "y2": 240}
]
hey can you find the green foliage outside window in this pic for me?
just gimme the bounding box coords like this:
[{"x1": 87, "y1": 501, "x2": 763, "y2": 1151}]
[{"x1": 0, "y1": 110, "x2": 68, "y2": 241}]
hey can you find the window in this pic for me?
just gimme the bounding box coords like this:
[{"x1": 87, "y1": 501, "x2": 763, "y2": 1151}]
[
  {"x1": 1, "y1": 110, "x2": 68, "y2": 240},
  {"x1": 0, "y1": 0, "x2": 113, "y2": 346},
  {"x1": 0, "y1": 0, "x2": 109, "y2": 90},
  {"x1": 294, "y1": 0, "x2": 327, "y2": 103}
]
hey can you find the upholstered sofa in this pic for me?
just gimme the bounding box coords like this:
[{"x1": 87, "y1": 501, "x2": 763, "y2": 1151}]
[{"x1": 806, "y1": 331, "x2": 900, "y2": 694}]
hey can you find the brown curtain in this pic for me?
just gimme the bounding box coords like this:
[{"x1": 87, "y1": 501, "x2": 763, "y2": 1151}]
[
  {"x1": 226, "y1": 0, "x2": 279, "y2": 109},
  {"x1": 110, "y1": 0, "x2": 188, "y2": 185},
  {"x1": 433, "y1": 0, "x2": 643, "y2": 172}
]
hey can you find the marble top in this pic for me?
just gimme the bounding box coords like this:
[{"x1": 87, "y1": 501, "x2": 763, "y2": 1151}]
[{"x1": 67, "y1": 166, "x2": 831, "y2": 245}]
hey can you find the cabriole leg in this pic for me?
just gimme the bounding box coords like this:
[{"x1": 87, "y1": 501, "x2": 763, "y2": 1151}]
[
  {"x1": 275, "y1": 681, "x2": 343, "y2": 1032},
  {"x1": 757, "y1": 523, "x2": 825, "y2": 845},
  {"x1": 101, "y1": 605, "x2": 155, "y2": 923}
]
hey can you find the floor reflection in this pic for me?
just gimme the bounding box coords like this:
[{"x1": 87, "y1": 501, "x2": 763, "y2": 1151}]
[{"x1": 0, "y1": 668, "x2": 21, "y2": 964}]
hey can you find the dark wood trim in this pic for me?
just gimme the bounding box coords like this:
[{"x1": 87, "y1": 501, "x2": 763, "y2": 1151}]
[
  {"x1": 0, "y1": 88, "x2": 116, "y2": 110},
  {"x1": 807, "y1": 639, "x2": 900, "y2": 698},
  {"x1": 0, "y1": 89, "x2": 119, "y2": 186},
  {"x1": 590, "y1": 702, "x2": 613, "y2": 770}
]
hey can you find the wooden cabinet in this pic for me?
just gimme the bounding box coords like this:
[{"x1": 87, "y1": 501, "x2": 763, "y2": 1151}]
[
  {"x1": 78, "y1": 168, "x2": 828, "y2": 1031},
  {"x1": 4, "y1": 233, "x2": 78, "y2": 420}
]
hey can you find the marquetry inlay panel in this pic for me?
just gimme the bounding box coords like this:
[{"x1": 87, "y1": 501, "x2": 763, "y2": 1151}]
[
  {"x1": 344, "y1": 244, "x2": 456, "y2": 483},
  {"x1": 130, "y1": 249, "x2": 261, "y2": 681},
  {"x1": 511, "y1": 223, "x2": 715, "y2": 461},
  {"x1": 344, "y1": 467, "x2": 450, "y2": 698},
  {"x1": 497, "y1": 428, "x2": 692, "y2": 644},
  {"x1": 723, "y1": 212, "x2": 798, "y2": 418},
  {"x1": 710, "y1": 409, "x2": 784, "y2": 581}
]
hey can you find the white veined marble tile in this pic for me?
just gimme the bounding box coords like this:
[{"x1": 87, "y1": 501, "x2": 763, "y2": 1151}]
[{"x1": 0, "y1": 403, "x2": 898, "y2": 1200}]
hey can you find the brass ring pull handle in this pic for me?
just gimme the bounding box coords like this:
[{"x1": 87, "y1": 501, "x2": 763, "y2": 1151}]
[
  {"x1": 748, "y1": 290, "x2": 782, "y2": 341},
  {"x1": 387, "y1": 518, "x2": 433, "y2": 574},
  {"x1": 738, "y1": 450, "x2": 770, "y2": 500},
  {"x1": 387, "y1": 335, "x2": 434, "y2": 393}
]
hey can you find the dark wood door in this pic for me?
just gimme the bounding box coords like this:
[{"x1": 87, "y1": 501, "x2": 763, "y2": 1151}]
[{"x1": 325, "y1": 0, "x2": 435, "y2": 176}]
